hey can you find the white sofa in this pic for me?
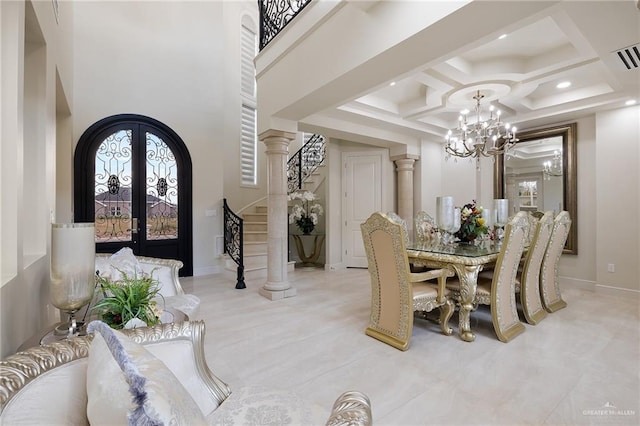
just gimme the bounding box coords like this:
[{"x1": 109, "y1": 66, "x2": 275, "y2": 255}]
[
  {"x1": 95, "y1": 251, "x2": 201, "y2": 319},
  {"x1": 0, "y1": 320, "x2": 372, "y2": 425}
]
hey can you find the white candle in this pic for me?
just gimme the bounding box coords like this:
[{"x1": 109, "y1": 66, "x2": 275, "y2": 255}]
[
  {"x1": 482, "y1": 208, "x2": 492, "y2": 228},
  {"x1": 436, "y1": 196, "x2": 454, "y2": 230}
]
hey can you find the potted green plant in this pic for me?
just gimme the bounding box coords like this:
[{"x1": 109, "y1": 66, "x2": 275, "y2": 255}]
[{"x1": 92, "y1": 271, "x2": 162, "y2": 329}]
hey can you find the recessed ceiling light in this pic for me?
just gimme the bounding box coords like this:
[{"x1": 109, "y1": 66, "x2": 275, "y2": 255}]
[
  {"x1": 556, "y1": 81, "x2": 571, "y2": 89},
  {"x1": 389, "y1": 81, "x2": 396, "y2": 86},
  {"x1": 498, "y1": 34, "x2": 507, "y2": 40},
  {"x1": 625, "y1": 99, "x2": 637, "y2": 106}
]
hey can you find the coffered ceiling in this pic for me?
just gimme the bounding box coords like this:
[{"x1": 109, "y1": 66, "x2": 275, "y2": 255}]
[{"x1": 300, "y1": 0, "x2": 640, "y2": 146}]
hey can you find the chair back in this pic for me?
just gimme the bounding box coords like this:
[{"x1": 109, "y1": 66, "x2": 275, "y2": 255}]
[
  {"x1": 524, "y1": 212, "x2": 539, "y2": 246},
  {"x1": 386, "y1": 212, "x2": 410, "y2": 245},
  {"x1": 414, "y1": 211, "x2": 437, "y2": 243},
  {"x1": 490, "y1": 211, "x2": 529, "y2": 342},
  {"x1": 361, "y1": 212, "x2": 413, "y2": 350},
  {"x1": 540, "y1": 211, "x2": 571, "y2": 312},
  {"x1": 520, "y1": 211, "x2": 554, "y2": 324}
]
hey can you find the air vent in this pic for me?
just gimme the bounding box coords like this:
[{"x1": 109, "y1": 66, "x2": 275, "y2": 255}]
[{"x1": 614, "y1": 44, "x2": 640, "y2": 69}]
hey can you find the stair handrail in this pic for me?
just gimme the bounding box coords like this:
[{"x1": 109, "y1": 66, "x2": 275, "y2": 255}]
[
  {"x1": 259, "y1": 0, "x2": 312, "y2": 50},
  {"x1": 287, "y1": 133, "x2": 326, "y2": 194},
  {"x1": 223, "y1": 199, "x2": 246, "y2": 289}
]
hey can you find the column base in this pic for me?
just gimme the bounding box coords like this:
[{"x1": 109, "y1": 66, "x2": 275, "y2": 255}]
[{"x1": 259, "y1": 286, "x2": 297, "y2": 300}]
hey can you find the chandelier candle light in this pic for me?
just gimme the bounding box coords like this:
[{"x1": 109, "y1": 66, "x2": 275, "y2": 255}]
[
  {"x1": 445, "y1": 90, "x2": 518, "y2": 159},
  {"x1": 543, "y1": 150, "x2": 563, "y2": 179}
]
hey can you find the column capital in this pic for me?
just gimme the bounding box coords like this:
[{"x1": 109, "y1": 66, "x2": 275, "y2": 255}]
[
  {"x1": 393, "y1": 157, "x2": 417, "y2": 172},
  {"x1": 390, "y1": 153, "x2": 420, "y2": 162},
  {"x1": 259, "y1": 129, "x2": 297, "y2": 142}
]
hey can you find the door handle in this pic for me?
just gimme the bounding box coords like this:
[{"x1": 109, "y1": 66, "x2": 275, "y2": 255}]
[{"x1": 131, "y1": 217, "x2": 139, "y2": 234}]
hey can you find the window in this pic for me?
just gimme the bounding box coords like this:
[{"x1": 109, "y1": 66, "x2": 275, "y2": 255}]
[{"x1": 240, "y1": 22, "x2": 257, "y2": 186}]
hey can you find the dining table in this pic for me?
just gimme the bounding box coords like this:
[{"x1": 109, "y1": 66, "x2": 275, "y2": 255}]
[{"x1": 406, "y1": 240, "x2": 504, "y2": 343}]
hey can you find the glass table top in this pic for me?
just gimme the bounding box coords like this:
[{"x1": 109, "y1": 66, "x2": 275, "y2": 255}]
[{"x1": 407, "y1": 240, "x2": 503, "y2": 257}]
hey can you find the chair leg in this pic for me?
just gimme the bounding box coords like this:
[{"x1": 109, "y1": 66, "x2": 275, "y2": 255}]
[{"x1": 439, "y1": 300, "x2": 454, "y2": 335}]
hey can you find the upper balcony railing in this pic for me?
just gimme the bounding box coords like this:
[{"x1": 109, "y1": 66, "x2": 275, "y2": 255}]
[{"x1": 259, "y1": 0, "x2": 312, "y2": 50}]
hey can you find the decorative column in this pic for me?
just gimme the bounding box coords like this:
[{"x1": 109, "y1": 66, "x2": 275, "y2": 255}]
[
  {"x1": 259, "y1": 129, "x2": 297, "y2": 300},
  {"x1": 392, "y1": 155, "x2": 419, "y2": 239}
]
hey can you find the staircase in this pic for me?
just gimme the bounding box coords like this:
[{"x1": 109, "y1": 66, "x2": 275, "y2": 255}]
[
  {"x1": 235, "y1": 204, "x2": 270, "y2": 280},
  {"x1": 224, "y1": 134, "x2": 326, "y2": 283}
]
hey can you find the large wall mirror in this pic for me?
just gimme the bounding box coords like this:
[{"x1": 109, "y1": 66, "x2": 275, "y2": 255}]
[{"x1": 494, "y1": 122, "x2": 577, "y2": 254}]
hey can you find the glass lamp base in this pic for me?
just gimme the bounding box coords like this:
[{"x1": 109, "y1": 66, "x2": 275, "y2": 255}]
[{"x1": 53, "y1": 314, "x2": 86, "y2": 337}]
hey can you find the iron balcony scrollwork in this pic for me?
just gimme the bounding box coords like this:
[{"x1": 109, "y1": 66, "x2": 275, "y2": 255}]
[
  {"x1": 259, "y1": 0, "x2": 312, "y2": 50},
  {"x1": 223, "y1": 199, "x2": 246, "y2": 289},
  {"x1": 287, "y1": 133, "x2": 326, "y2": 194}
]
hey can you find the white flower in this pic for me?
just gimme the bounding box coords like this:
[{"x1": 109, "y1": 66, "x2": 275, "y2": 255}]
[
  {"x1": 288, "y1": 191, "x2": 324, "y2": 231},
  {"x1": 309, "y1": 212, "x2": 318, "y2": 225}
]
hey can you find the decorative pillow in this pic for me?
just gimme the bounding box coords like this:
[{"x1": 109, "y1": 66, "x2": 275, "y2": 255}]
[
  {"x1": 108, "y1": 247, "x2": 144, "y2": 281},
  {"x1": 86, "y1": 321, "x2": 206, "y2": 425}
]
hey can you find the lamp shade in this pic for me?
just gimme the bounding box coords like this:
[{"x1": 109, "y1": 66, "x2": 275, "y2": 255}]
[{"x1": 50, "y1": 223, "x2": 96, "y2": 312}]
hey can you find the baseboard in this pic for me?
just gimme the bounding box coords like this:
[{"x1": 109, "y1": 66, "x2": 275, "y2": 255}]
[
  {"x1": 560, "y1": 276, "x2": 639, "y2": 299},
  {"x1": 560, "y1": 276, "x2": 596, "y2": 291},
  {"x1": 595, "y1": 284, "x2": 640, "y2": 299}
]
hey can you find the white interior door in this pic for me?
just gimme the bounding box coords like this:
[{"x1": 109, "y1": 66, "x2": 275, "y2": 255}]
[{"x1": 343, "y1": 152, "x2": 382, "y2": 268}]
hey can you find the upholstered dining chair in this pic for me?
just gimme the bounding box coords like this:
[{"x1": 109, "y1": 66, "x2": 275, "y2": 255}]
[
  {"x1": 360, "y1": 212, "x2": 455, "y2": 351},
  {"x1": 414, "y1": 211, "x2": 438, "y2": 243},
  {"x1": 519, "y1": 210, "x2": 554, "y2": 324},
  {"x1": 446, "y1": 211, "x2": 529, "y2": 343},
  {"x1": 540, "y1": 211, "x2": 571, "y2": 313},
  {"x1": 386, "y1": 211, "x2": 410, "y2": 245}
]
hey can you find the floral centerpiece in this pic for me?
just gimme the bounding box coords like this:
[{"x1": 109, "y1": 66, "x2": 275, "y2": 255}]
[
  {"x1": 92, "y1": 271, "x2": 162, "y2": 329},
  {"x1": 288, "y1": 190, "x2": 324, "y2": 235},
  {"x1": 455, "y1": 200, "x2": 488, "y2": 242}
]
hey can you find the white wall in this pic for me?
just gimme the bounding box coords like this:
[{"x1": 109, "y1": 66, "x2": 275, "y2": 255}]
[
  {"x1": 72, "y1": 1, "x2": 226, "y2": 276},
  {"x1": 1, "y1": 0, "x2": 74, "y2": 357},
  {"x1": 595, "y1": 106, "x2": 639, "y2": 294}
]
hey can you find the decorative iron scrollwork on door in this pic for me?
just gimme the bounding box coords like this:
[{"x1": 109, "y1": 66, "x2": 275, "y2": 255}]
[
  {"x1": 146, "y1": 132, "x2": 178, "y2": 240},
  {"x1": 95, "y1": 130, "x2": 133, "y2": 242}
]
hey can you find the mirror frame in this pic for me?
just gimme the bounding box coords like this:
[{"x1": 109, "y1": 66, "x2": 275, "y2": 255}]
[{"x1": 494, "y1": 122, "x2": 577, "y2": 254}]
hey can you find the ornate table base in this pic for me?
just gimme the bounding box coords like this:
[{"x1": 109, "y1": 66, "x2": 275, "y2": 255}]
[
  {"x1": 449, "y1": 264, "x2": 482, "y2": 342},
  {"x1": 292, "y1": 234, "x2": 325, "y2": 267}
]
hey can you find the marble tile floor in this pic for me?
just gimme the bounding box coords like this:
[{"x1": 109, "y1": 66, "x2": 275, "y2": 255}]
[{"x1": 180, "y1": 267, "x2": 640, "y2": 426}]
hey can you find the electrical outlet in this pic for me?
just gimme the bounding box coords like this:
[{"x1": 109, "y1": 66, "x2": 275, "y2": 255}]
[{"x1": 607, "y1": 263, "x2": 615, "y2": 273}]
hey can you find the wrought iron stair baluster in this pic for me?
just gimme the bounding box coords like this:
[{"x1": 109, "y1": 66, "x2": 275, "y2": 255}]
[
  {"x1": 287, "y1": 134, "x2": 326, "y2": 194},
  {"x1": 223, "y1": 199, "x2": 246, "y2": 289}
]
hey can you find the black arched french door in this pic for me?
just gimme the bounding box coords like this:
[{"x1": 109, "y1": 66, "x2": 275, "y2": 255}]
[{"x1": 74, "y1": 114, "x2": 193, "y2": 276}]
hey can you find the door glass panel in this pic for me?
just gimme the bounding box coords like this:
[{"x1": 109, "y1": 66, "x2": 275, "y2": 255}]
[
  {"x1": 95, "y1": 130, "x2": 133, "y2": 242},
  {"x1": 146, "y1": 132, "x2": 178, "y2": 240}
]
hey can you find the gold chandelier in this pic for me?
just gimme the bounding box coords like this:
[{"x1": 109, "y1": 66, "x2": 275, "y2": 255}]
[{"x1": 445, "y1": 90, "x2": 518, "y2": 159}]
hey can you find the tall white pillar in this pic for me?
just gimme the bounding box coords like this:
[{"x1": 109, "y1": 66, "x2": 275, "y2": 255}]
[
  {"x1": 259, "y1": 129, "x2": 297, "y2": 300},
  {"x1": 392, "y1": 155, "x2": 418, "y2": 239}
]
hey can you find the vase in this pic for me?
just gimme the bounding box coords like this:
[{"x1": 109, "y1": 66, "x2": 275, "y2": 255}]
[
  {"x1": 297, "y1": 217, "x2": 315, "y2": 235},
  {"x1": 461, "y1": 234, "x2": 477, "y2": 243}
]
